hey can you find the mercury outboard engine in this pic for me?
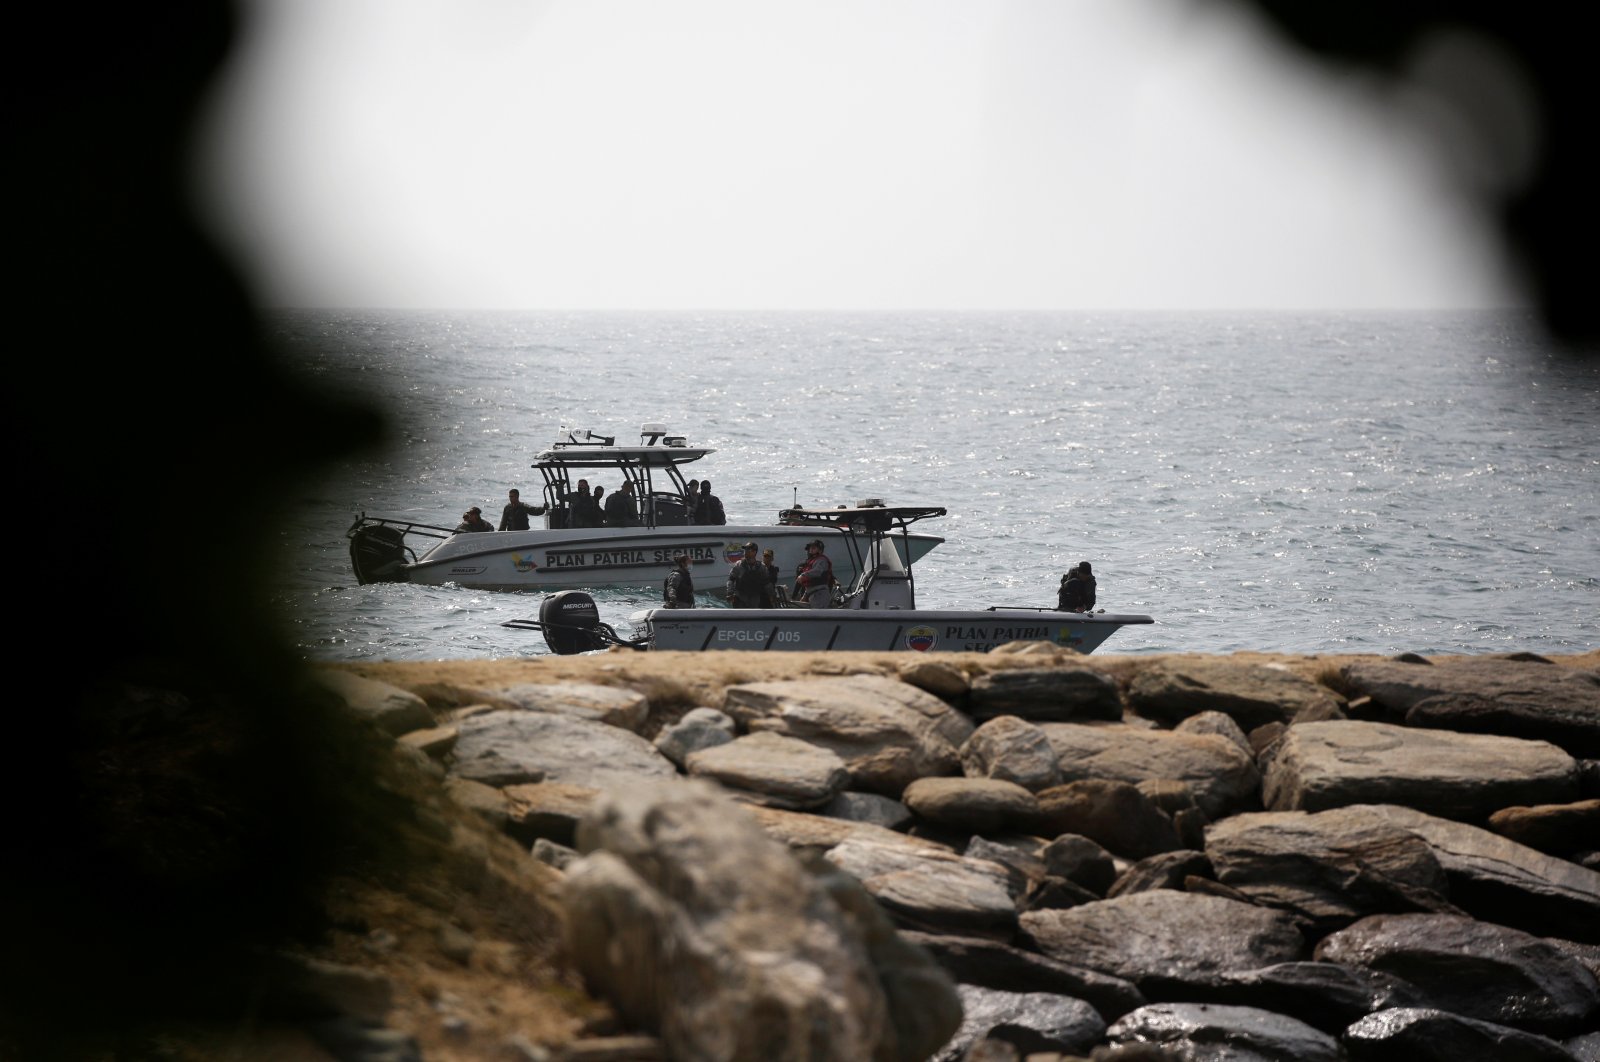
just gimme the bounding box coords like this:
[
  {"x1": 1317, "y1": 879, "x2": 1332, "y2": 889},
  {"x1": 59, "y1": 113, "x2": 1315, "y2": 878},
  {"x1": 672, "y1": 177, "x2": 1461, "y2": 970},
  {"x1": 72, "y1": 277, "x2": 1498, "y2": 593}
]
[
  {"x1": 348, "y1": 523, "x2": 409, "y2": 584},
  {"x1": 537, "y1": 591, "x2": 615, "y2": 654}
]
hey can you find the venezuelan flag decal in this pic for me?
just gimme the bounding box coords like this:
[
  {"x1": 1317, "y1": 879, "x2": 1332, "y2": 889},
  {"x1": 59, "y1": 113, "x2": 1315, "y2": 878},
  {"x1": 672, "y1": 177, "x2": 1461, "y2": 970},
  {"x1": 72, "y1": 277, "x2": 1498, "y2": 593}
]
[
  {"x1": 722, "y1": 543, "x2": 744, "y2": 563},
  {"x1": 906, "y1": 625, "x2": 938, "y2": 652}
]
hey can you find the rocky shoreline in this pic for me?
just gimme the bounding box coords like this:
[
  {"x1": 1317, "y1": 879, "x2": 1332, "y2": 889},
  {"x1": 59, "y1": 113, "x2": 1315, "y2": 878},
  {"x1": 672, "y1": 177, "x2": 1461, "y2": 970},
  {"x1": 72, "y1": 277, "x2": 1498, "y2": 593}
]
[
  {"x1": 288, "y1": 646, "x2": 1599, "y2": 1061},
  {"x1": 23, "y1": 648, "x2": 1594, "y2": 1060}
]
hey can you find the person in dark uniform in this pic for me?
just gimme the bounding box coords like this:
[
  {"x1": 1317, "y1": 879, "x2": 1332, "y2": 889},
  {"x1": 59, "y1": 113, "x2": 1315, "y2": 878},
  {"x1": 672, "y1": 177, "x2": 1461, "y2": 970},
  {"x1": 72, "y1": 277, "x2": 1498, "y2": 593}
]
[
  {"x1": 1058, "y1": 561, "x2": 1097, "y2": 612},
  {"x1": 663, "y1": 553, "x2": 695, "y2": 608},
  {"x1": 604, "y1": 481, "x2": 640, "y2": 526},
  {"x1": 695, "y1": 480, "x2": 726, "y2": 525},
  {"x1": 455, "y1": 506, "x2": 493, "y2": 533},
  {"x1": 498, "y1": 488, "x2": 546, "y2": 531},
  {"x1": 726, "y1": 542, "x2": 775, "y2": 606}
]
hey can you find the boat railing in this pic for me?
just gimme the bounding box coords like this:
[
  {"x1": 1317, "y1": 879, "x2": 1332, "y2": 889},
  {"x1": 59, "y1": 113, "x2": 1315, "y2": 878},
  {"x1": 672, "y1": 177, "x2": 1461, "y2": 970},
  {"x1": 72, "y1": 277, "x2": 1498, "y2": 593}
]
[{"x1": 346, "y1": 513, "x2": 454, "y2": 542}]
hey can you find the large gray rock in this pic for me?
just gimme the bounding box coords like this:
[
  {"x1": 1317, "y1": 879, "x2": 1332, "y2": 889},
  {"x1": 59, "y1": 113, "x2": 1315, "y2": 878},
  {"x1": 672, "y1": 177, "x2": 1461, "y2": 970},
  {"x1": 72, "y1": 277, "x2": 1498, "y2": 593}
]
[
  {"x1": 901, "y1": 777, "x2": 1040, "y2": 835},
  {"x1": 652, "y1": 706, "x2": 736, "y2": 767},
  {"x1": 1315, "y1": 912, "x2": 1600, "y2": 1036},
  {"x1": 487, "y1": 682, "x2": 650, "y2": 733},
  {"x1": 959, "y1": 715, "x2": 1064, "y2": 791},
  {"x1": 1128, "y1": 659, "x2": 1347, "y2": 729},
  {"x1": 824, "y1": 838, "x2": 1020, "y2": 938},
  {"x1": 502, "y1": 781, "x2": 599, "y2": 847},
  {"x1": 933, "y1": 984, "x2": 1105, "y2": 1062},
  {"x1": 1176, "y1": 961, "x2": 1427, "y2": 1035},
  {"x1": 966, "y1": 668, "x2": 1123, "y2": 723},
  {"x1": 565, "y1": 780, "x2": 962, "y2": 1062},
  {"x1": 1039, "y1": 722, "x2": 1262, "y2": 819},
  {"x1": 313, "y1": 670, "x2": 435, "y2": 737},
  {"x1": 898, "y1": 931, "x2": 1146, "y2": 1022},
  {"x1": 1204, "y1": 808, "x2": 1457, "y2": 931},
  {"x1": 686, "y1": 731, "x2": 850, "y2": 810},
  {"x1": 1344, "y1": 1007, "x2": 1581, "y2": 1062},
  {"x1": 1357, "y1": 803, "x2": 1600, "y2": 944},
  {"x1": 1106, "y1": 1002, "x2": 1342, "y2": 1062},
  {"x1": 1339, "y1": 657, "x2": 1600, "y2": 757},
  {"x1": 450, "y1": 709, "x2": 676, "y2": 788},
  {"x1": 721, "y1": 676, "x2": 974, "y2": 796},
  {"x1": 1032, "y1": 779, "x2": 1181, "y2": 860},
  {"x1": 1019, "y1": 891, "x2": 1306, "y2": 992},
  {"x1": 1261, "y1": 720, "x2": 1578, "y2": 821},
  {"x1": 1486, "y1": 798, "x2": 1600, "y2": 858},
  {"x1": 745, "y1": 804, "x2": 956, "y2": 860}
]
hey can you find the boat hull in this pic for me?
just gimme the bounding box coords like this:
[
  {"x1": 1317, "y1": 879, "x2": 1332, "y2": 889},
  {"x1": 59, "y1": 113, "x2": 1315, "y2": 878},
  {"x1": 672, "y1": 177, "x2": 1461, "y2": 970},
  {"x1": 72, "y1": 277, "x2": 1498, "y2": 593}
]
[
  {"x1": 628, "y1": 607, "x2": 1153, "y2": 654},
  {"x1": 392, "y1": 525, "x2": 943, "y2": 592}
]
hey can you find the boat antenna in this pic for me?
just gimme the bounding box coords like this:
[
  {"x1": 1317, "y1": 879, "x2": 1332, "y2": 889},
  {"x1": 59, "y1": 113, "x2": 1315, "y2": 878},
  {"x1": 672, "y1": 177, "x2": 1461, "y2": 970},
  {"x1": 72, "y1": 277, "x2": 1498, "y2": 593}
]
[{"x1": 793, "y1": 486, "x2": 798, "y2": 507}]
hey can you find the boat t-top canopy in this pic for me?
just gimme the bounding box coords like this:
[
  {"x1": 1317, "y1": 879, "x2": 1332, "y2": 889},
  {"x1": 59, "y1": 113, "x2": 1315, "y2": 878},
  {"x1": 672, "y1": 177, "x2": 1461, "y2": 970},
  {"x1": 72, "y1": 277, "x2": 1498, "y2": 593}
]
[
  {"x1": 777, "y1": 503, "x2": 947, "y2": 535},
  {"x1": 532, "y1": 424, "x2": 717, "y2": 470},
  {"x1": 530, "y1": 424, "x2": 720, "y2": 527}
]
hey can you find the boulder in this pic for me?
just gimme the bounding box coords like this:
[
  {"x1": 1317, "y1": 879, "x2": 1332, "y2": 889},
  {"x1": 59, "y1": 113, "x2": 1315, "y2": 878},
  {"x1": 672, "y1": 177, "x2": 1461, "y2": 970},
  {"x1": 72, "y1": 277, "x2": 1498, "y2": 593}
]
[
  {"x1": 313, "y1": 670, "x2": 435, "y2": 737},
  {"x1": 1338, "y1": 657, "x2": 1600, "y2": 757},
  {"x1": 1127, "y1": 658, "x2": 1346, "y2": 729},
  {"x1": 1356, "y1": 804, "x2": 1600, "y2": 943},
  {"x1": 1175, "y1": 961, "x2": 1426, "y2": 1035},
  {"x1": 1204, "y1": 808, "x2": 1457, "y2": 931},
  {"x1": 487, "y1": 682, "x2": 650, "y2": 733},
  {"x1": 1106, "y1": 1002, "x2": 1342, "y2": 1062},
  {"x1": 652, "y1": 706, "x2": 736, "y2": 767},
  {"x1": 1315, "y1": 912, "x2": 1600, "y2": 1036},
  {"x1": 966, "y1": 668, "x2": 1123, "y2": 723},
  {"x1": 1032, "y1": 779, "x2": 1181, "y2": 860},
  {"x1": 959, "y1": 715, "x2": 1064, "y2": 791},
  {"x1": 933, "y1": 984, "x2": 1105, "y2": 1061},
  {"x1": 565, "y1": 780, "x2": 961, "y2": 1062},
  {"x1": 450, "y1": 709, "x2": 676, "y2": 788},
  {"x1": 901, "y1": 777, "x2": 1040, "y2": 835},
  {"x1": 1486, "y1": 798, "x2": 1600, "y2": 858},
  {"x1": 1039, "y1": 722, "x2": 1261, "y2": 820},
  {"x1": 1019, "y1": 891, "x2": 1306, "y2": 993},
  {"x1": 686, "y1": 731, "x2": 850, "y2": 810},
  {"x1": 721, "y1": 676, "x2": 974, "y2": 796},
  {"x1": 1343, "y1": 1006, "x2": 1580, "y2": 1062},
  {"x1": 897, "y1": 931, "x2": 1147, "y2": 1022},
  {"x1": 1261, "y1": 720, "x2": 1577, "y2": 821},
  {"x1": 824, "y1": 838, "x2": 1021, "y2": 938}
]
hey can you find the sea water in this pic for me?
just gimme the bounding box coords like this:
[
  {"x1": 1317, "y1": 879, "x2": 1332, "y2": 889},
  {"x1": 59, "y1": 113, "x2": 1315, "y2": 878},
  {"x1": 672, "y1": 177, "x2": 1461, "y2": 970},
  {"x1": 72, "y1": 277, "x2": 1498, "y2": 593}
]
[{"x1": 269, "y1": 309, "x2": 1599, "y2": 660}]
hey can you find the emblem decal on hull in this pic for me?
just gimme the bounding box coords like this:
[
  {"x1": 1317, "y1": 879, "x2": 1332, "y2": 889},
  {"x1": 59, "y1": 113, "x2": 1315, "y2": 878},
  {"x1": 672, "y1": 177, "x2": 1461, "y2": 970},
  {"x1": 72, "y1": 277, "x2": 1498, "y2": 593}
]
[
  {"x1": 512, "y1": 553, "x2": 538, "y2": 573},
  {"x1": 722, "y1": 543, "x2": 743, "y2": 563},
  {"x1": 1053, "y1": 627, "x2": 1084, "y2": 647},
  {"x1": 906, "y1": 625, "x2": 937, "y2": 652}
]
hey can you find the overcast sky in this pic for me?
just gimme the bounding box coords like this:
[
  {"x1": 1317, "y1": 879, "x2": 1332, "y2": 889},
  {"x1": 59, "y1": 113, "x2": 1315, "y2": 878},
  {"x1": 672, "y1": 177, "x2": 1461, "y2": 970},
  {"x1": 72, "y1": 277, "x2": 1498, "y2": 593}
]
[{"x1": 195, "y1": 0, "x2": 1533, "y2": 313}]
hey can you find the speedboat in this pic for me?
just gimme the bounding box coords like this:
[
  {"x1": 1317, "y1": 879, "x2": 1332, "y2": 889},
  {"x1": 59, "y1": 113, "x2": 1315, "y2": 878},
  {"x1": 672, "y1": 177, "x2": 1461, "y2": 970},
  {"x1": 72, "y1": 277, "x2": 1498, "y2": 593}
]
[
  {"x1": 346, "y1": 424, "x2": 943, "y2": 592},
  {"x1": 503, "y1": 504, "x2": 1154, "y2": 654}
]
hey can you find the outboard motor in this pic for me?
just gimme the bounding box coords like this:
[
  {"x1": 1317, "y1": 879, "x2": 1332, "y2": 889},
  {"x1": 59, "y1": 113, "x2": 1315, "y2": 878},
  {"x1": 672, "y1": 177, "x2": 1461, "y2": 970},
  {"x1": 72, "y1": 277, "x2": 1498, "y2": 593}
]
[
  {"x1": 538, "y1": 591, "x2": 612, "y2": 655},
  {"x1": 349, "y1": 523, "x2": 409, "y2": 584}
]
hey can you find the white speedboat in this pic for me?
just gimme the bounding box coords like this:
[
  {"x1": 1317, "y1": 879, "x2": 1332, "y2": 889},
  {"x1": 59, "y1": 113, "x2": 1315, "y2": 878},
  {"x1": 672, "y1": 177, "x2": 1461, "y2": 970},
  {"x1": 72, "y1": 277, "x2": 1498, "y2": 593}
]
[
  {"x1": 503, "y1": 504, "x2": 1154, "y2": 654},
  {"x1": 346, "y1": 424, "x2": 943, "y2": 591}
]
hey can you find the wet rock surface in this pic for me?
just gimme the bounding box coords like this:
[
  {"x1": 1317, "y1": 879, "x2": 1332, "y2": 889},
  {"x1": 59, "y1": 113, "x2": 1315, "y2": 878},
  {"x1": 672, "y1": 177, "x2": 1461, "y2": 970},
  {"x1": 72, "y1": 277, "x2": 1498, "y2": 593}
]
[{"x1": 293, "y1": 649, "x2": 1599, "y2": 1059}]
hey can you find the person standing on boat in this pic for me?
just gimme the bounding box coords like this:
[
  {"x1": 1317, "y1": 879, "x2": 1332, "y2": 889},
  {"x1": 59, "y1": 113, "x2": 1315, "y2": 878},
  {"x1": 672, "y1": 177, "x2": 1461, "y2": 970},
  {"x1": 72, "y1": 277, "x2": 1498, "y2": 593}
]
[
  {"x1": 695, "y1": 480, "x2": 727, "y2": 525},
  {"x1": 727, "y1": 542, "x2": 776, "y2": 607},
  {"x1": 569, "y1": 480, "x2": 604, "y2": 528},
  {"x1": 455, "y1": 506, "x2": 494, "y2": 533},
  {"x1": 498, "y1": 488, "x2": 546, "y2": 531},
  {"x1": 605, "y1": 481, "x2": 640, "y2": 526},
  {"x1": 1058, "y1": 562, "x2": 1096, "y2": 612},
  {"x1": 663, "y1": 553, "x2": 695, "y2": 608},
  {"x1": 793, "y1": 539, "x2": 834, "y2": 608}
]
